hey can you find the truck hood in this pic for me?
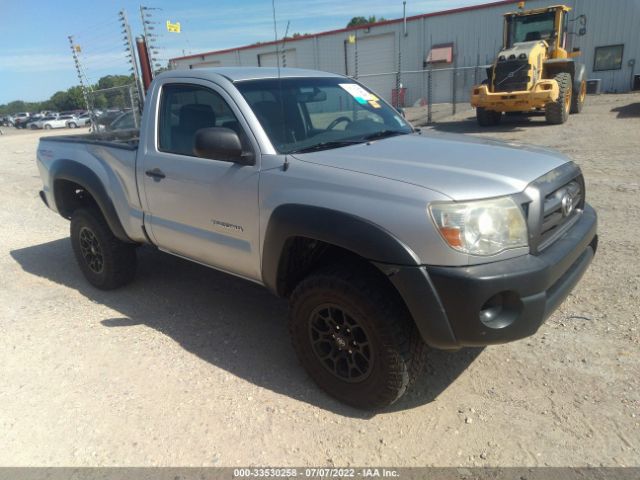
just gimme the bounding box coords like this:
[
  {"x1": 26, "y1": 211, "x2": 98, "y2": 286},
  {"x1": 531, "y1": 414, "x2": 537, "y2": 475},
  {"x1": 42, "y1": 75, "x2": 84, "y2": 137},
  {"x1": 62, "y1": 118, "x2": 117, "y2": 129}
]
[{"x1": 292, "y1": 132, "x2": 571, "y2": 201}]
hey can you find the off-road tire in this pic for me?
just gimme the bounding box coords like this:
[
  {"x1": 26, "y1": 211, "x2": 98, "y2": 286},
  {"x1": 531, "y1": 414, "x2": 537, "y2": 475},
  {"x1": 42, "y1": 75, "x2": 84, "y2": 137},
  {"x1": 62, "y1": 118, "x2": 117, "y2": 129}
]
[
  {"x1": 570, "y1": 79, "x2": 586, "y2": 114},
  {"x1": 476, "y1": 107, "x2": 502, "y2": 127},
  {"x1": 545, "y1": 72, "x2": 572, "y2": 124},
  {"x1": 70, "y1": 207, "x2": 137, "y2": 290},
  {"x1": 289, "y1": 264, "x2": 428, "y2": 409}
]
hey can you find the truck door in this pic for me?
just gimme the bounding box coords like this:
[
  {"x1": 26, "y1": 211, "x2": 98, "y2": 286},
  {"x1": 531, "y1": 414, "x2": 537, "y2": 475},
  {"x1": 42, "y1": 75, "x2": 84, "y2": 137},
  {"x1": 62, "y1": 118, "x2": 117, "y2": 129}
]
[{"x1": 139, "y1": 80, "x2": 261, "y2": 282}]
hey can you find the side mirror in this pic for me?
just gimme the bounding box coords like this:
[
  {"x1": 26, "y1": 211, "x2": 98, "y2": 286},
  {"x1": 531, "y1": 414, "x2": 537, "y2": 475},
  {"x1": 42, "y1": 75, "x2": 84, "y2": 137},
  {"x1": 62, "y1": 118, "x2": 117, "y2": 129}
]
[{"x1": 194, "y1": 127, "x2": 255, "y2": 165}]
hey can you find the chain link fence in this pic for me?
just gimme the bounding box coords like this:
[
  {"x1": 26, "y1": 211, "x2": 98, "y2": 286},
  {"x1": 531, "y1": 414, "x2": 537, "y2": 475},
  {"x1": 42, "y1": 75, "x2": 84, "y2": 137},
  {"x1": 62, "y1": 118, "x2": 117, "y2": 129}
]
[
  {"x1": 85, "y1": 84, "x2": 141, "y2": 132},
  {"x1": 353, "y1": 64, "x2": 490, "y2": 126}
]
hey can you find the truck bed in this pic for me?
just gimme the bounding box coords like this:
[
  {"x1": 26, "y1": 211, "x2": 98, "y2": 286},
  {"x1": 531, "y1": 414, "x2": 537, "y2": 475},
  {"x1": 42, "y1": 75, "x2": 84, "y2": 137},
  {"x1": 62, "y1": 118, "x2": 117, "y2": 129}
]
[{"x1": 40, "y1": 128, "x2": 139, "y2": 150}]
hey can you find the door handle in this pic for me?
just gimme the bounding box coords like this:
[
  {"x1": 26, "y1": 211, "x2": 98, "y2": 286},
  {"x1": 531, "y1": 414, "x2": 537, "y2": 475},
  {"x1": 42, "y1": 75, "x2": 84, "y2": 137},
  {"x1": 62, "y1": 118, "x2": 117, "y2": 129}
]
[{"x1": 145, "y1": 168, "x2": 166, "y2": 181}]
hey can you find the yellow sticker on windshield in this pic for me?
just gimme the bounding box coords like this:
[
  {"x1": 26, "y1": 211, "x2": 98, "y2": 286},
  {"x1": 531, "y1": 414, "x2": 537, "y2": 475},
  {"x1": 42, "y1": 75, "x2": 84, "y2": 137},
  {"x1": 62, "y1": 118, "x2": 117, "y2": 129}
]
[{"x1": 369, "y1": 100, "x2": 381, "y2": 109}]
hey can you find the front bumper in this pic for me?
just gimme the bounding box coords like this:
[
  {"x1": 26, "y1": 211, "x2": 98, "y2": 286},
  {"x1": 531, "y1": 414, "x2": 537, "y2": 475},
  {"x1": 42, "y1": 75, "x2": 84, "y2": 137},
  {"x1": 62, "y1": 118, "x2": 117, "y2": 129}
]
[
  {"x1": 471, "y1": 81, "x2": 559, "y2": 112},
  {"x1": 386, "y1": 204, "x2": 597, "y2": 349}
]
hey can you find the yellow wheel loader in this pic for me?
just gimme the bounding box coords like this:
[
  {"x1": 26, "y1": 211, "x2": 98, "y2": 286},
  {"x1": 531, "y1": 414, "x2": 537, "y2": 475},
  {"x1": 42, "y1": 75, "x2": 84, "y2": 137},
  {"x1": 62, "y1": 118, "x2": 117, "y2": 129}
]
[{"x1": 471, "y1": 3, "x2": 587, "y2": 126}]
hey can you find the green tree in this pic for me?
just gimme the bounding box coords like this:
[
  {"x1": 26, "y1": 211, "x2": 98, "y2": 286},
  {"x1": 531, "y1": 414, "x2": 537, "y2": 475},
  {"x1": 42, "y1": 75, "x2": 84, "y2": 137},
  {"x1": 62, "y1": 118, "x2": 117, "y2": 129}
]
[
  {"x1": 5, "y1": 100, "x2": 28, "y2": 114},
  {"x1": 346, "y1": 15, "x2": 386, "y2": 27},
  {"x1": 1, "y1": 73, "x2": 137, "y2": 115},
  {"x1": 92, "y1": 94, "x2": 108, "y2": 110},
  {"x1": 50, "y1": 91, "x2": 71, "y2": 111},
  {"x1": 96, "y1": 74, "x2": 134, "y2": 90}
]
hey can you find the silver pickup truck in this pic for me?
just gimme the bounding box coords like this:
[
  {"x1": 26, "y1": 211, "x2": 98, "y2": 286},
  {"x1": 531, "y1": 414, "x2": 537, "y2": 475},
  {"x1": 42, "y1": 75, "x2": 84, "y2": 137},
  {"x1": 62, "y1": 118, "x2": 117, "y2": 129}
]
[{"x1": 37, "y1": 67, "x2": 597, "y2": 409}]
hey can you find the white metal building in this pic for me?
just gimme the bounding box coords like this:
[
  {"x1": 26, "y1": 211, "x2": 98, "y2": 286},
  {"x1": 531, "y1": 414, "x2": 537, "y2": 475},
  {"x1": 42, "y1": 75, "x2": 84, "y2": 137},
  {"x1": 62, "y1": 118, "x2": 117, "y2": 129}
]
[{"x1": 170, "y1": 0, "x2": 640, "y2": 105}]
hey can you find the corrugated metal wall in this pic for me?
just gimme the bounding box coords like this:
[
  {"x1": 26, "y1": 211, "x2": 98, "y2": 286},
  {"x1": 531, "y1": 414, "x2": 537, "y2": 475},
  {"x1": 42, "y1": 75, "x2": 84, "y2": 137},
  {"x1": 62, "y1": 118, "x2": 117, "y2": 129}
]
[{"x1": 171, "y1": 0, "x2": 640, "y2": 102}]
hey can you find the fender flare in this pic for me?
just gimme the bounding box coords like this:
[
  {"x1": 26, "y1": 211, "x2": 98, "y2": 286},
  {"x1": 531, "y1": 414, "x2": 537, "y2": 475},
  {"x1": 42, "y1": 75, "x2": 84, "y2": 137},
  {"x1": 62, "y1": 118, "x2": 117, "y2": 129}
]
[
  {"x1": 573, "y1": 62, "x2": 586, "y2": 91},
  {"x1": 261, "y1": 204, "x2": 458, "y2": 349},
  {"x1": 262, "y1": 204, "x2": 420, "y2": 295},
  {"x1": 50, "y1": 159, "x2": 132, "y2": 243}
]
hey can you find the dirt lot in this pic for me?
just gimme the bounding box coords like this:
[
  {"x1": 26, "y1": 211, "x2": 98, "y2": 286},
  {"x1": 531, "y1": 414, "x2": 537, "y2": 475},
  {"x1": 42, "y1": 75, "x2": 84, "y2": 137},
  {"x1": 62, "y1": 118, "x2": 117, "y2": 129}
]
[{"x1": 1, "y1": 94, "x2": 639, "y2": 467}]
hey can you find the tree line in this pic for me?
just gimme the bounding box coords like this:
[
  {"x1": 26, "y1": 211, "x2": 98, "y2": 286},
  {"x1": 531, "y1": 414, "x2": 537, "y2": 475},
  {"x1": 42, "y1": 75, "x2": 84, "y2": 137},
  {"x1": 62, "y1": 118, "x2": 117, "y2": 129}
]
[{"x1": 0, "y1": 74, "x2": 136, "y2": 115}]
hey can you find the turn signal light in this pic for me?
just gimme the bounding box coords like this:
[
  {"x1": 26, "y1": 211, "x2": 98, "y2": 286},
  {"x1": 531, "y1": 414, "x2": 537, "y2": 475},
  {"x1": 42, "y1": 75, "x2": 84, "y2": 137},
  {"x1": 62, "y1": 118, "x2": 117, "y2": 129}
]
[{"x1": 439, "y1": 227, "x2": 462, "y2": 248}]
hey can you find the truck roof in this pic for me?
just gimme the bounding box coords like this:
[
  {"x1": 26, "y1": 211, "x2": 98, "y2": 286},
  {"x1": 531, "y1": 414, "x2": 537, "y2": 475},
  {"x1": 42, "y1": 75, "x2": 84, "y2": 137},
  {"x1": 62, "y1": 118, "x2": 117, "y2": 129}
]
[{"x1": 155, "y1": 67, "x2": 345, "y2": 83}]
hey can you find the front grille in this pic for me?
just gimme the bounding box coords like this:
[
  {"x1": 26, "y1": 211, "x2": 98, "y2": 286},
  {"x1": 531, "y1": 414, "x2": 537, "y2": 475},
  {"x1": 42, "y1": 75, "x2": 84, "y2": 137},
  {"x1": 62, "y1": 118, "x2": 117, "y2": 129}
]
[
  {"x1": 493, "y1": 59, "x2": 530, "y2": 92},
  {"x1": 538, "y1": 179, "x2": 584, "y2": 250},
  {"x1": 524, "y1": 164, "x2": 586, "y2": 254}
]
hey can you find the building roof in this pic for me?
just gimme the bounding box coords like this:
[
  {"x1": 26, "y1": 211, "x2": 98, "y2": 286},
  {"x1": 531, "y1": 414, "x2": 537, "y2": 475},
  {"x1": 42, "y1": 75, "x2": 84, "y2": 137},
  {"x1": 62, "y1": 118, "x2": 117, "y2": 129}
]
[
  {"x1": 171, "y1": 0, "x2": 518, "y2": 62},
  {"x1": 156, "y1": 66, "x2": 345, "y2": 82}
]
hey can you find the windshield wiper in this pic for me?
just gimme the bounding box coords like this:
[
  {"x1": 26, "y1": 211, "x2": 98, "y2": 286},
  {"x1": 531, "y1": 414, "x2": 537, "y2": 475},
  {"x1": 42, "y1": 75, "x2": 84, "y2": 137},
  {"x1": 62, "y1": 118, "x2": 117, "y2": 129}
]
[
  {"x1": 360, "y1": 130, "x2": 408, "y2": 141},
  {"x1": 289, "y1": 140, "x2": 362, "y2": 154}
]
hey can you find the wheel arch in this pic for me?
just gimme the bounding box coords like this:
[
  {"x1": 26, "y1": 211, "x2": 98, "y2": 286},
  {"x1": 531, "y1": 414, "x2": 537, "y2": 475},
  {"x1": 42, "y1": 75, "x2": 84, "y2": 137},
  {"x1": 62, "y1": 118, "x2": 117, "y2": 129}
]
[
  {"x1": 262, "y1": 204, "x2": 421, "y2": 297},
  {"x1": 572, "y1": 62, "x2": 587, "y2": 91},
  {"x1": 544, "y1": 59, "x2": 577, "y2": 81},
  {"x1": 50, "y1": 159, "x2": 132, "y2": 243}
]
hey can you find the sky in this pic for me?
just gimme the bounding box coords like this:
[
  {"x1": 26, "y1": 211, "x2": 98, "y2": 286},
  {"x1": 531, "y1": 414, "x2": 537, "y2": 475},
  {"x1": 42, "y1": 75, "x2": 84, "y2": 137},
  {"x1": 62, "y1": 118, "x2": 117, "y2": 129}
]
[{"x1": 0, "y1": 0, "x2": 493, "y2": 104}]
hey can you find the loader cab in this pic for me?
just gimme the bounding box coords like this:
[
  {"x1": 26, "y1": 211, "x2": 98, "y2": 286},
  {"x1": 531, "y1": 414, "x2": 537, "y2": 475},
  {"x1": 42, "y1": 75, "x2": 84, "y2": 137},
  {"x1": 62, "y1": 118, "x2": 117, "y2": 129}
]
[{"x1": 503, "y1": 5, "x2": 571, "y2": 58}]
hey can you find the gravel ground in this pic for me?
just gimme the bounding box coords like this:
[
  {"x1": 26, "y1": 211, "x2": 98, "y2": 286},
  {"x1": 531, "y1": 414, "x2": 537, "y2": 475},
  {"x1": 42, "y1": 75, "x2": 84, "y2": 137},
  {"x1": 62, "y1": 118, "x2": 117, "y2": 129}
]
[{"x1": 1, "y1": 94, "x2": 639, "y2": 467}]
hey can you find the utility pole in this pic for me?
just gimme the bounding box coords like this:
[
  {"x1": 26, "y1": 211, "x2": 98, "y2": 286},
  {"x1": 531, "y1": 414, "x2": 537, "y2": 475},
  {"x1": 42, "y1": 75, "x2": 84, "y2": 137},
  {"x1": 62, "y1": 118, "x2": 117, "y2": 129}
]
[
  {"x1": 119, "y1": 9, "x2": 144, "y2": 108},
  {"x1": 68, "y1": 36, "x2": 92, "y2": 115}
]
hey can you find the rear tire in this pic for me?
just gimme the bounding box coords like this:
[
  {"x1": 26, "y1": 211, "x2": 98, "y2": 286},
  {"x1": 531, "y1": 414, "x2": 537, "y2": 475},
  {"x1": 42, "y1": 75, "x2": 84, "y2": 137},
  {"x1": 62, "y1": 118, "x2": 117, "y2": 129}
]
[
  {"x1": 476, "y1": 107, "x2": 502, "y2": 126},
  {"x1": 545, "y1": 72, "x2": 572, "y2": 124},
  {"x1": 570, "y1": 79, "x2": 586, "y2": 114},
  {"x1": 70, "y1": 207, "x2": 137, "y2": 290},
  {"x1": 289, "y1": 264, "x2": 427, "y2": 409}
]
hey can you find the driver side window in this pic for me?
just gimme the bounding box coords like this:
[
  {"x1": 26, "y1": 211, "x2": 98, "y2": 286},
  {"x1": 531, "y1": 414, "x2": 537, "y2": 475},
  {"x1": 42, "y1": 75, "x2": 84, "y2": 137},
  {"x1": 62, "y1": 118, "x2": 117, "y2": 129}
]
[{"x1": 158, "y1": 83, "x2": 246, "y2": 157}]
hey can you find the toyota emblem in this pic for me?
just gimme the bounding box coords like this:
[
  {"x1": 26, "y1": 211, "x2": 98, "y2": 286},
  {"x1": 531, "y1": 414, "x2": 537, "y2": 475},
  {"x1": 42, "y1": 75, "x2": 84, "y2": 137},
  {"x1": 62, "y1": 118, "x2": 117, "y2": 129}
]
[{"x1": 561, "y1": 192, "x2": 574, "y2": 217}]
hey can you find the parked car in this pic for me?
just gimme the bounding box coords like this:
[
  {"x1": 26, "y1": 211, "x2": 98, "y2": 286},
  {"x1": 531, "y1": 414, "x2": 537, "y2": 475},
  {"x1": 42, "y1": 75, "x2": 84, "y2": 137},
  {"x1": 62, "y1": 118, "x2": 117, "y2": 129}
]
[
  {"x1": 64, "y1": 115, "x2": 82, "y2": 128},
  {"x1": 93, "y1": 110, "x2": 124, "y2": 132},
  {"x1": 1, "y1": 116, "x2": 15, "y2": 127},
  {"x1": 13, "y1": 112, "x2": 30, "y2": 128},
  {"x1": 29, "y1": 116, "x2": 57, "y2": 129},
  {"x1": 75, "y1": 113, "x2": 92, "y2": 127},
  {"x1": 108, "y1": 111, "x2": 136, "y2": 131},
  {"x1": 36, "y1": 67, "x2": 598, "y2": 409},
  {"x1": 39, "y1": 115, "x2": 76, "y2": 130},
  {"x1": 26, "y1": 115, "x2": 47, "y2": 129}
]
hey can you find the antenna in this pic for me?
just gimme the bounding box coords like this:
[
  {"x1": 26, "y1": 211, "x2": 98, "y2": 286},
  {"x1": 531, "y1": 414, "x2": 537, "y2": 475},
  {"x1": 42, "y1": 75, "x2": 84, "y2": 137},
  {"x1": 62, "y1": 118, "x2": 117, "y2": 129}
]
[{"x1": 271, "y1": 0, "x2": 289, "y2": 171}]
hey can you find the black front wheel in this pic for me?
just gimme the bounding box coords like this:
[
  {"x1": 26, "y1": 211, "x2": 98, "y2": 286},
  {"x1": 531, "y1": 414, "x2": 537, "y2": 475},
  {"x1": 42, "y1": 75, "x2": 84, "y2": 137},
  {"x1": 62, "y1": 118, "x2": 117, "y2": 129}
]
[
  {"x1": 70, "y1": 207, "x2": 137, "y2": 290},
  {"x1": 289, "y1": 264, "x2": 427, "y2": 409}
]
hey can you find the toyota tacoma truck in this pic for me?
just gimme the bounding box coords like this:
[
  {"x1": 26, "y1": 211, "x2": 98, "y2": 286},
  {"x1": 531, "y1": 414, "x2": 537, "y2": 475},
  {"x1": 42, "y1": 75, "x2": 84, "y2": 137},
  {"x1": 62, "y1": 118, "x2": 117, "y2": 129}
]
[{"x1": 36, "y1": 67, "x2": 598, "y2": 409}]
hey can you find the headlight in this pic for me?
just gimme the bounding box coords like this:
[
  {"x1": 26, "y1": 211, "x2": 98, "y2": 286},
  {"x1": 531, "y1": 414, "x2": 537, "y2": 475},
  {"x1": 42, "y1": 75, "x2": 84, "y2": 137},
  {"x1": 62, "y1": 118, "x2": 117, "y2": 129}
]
[{"x1": 429, "y1": 197, "x2": 528, "y2": 256}]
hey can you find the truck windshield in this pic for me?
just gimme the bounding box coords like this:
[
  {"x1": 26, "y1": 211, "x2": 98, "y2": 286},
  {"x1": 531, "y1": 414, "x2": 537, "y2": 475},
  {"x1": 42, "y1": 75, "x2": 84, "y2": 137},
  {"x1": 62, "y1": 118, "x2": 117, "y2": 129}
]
[
  {"x1": 507, "y1": 11, "x2": 556, "y2": 47},
  {"x1": 235, "y1": 77, "x2": 412, "y2": 154}
]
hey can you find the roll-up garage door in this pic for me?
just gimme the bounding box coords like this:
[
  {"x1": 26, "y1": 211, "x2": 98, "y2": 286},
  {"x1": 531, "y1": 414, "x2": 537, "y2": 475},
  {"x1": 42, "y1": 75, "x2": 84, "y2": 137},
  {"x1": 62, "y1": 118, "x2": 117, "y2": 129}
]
[{"x1": 346, "y1": 33, "x2": 395, "y2": 102}]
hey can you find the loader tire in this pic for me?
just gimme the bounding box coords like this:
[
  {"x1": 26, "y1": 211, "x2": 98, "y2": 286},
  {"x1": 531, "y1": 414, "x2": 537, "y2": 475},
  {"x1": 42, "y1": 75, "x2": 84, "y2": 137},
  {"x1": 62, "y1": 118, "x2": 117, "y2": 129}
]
[
  {"x1": 545, "y1": 72, "x2": 572, "y2": 124},
  {"x1": 476, "y1": 107, "x2": 502, "y2": 127},
  {"x1": 571, "y1": 79, "x2": 586, "y2": 114}
]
